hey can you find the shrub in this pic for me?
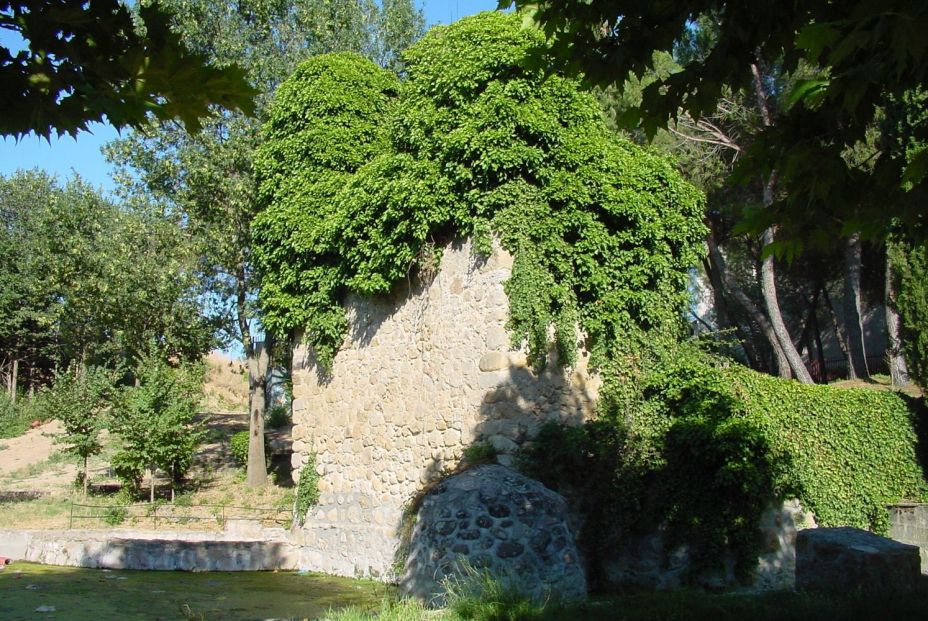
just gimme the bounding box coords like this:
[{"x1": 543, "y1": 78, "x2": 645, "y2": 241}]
[
  {"x1": 891, "y1": 239, "x2": 928, "y2": 389},
  {"x1": 230, "y1": 429, "x2": 271, "y2": 469},
  {"x1": 230, "y1": 430, "x2": 249, "y2": 466},
  {"x1": 43, "y1": 363, "x2": 118, "y2": 494},
  {"x1": 266, "y1": 404, "x2": 291, "y2": 429},
  {"x1": 0, "y1": 392, "x2": 50, "y2": 439},
  {"x1": 110, "y1": 344, "x2": 205, "y2": 500}
]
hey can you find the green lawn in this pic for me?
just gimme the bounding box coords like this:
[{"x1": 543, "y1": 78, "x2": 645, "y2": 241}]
[{"x1": 0, "y1": 562, "x2": 389, "y2": 621}]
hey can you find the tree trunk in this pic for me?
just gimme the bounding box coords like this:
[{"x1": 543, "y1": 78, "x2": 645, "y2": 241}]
[
  {"x1": 10, "y1": 358, "x2": 17, "y2": 404},
  {"x1": 885, "y1": 248, "x2": 910, "y2": 386},
  {"x1": 843, "y1": 232, "x2": 869, "y2": 379},
  {"x1": 759, "y1": 225, "x2": 813, "y2": 383},
  {"x1": 707, "y1": 233, "x2": 790, "y2": 376},
  {"x1": 234, "y1": 254, "x2": 269, "y2": 488},
  {"x1": 150, "y1": 466, "x2": 156, "y2": 503},
  {"x1": 83, "y1": 455, "x2": 89, "y2": 496},
  {"x1": 246, "y1": 338, "x2": 270, "y2": 488},
  {"x1": 810, "y1": 287, "x2": 827, "y2": 382},
  {"x1": 822, "y1": 285, "x2": 853, "y2": 378},
  {"x1": 749, "y1": 62, "x2": 813, "y2": 384}
]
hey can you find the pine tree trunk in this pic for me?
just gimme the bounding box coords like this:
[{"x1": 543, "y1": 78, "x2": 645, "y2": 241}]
[
  {"x1": 810, "y1": 287, "x2": 827, "y2": 382},
  {"x1": 749, "y1": 62, "x2": 812, "y2": 383},
  {"x1": 844, "y1": 232, "x2": 869, "y2": 379},
  {"x1": 83, "y1": 455, "x2": 89, "y2": 496},
  {"x1": 823, "y1": 285, "x2": 853, "y2": 378},
  {"x1": 759, "y1": 223, "x2": 813, "y2": 384},
  {"x1": 706, "y1": 233, "x2": 790, "y2": 376},
  {"x1": 885, "y1": 248, "x2": 910, "y2": 386},
  {"x1": 150, "y1": 467, "x2": 156, "y2": 503}
]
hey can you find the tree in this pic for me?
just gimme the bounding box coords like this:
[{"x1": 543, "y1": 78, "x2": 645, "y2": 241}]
[
  {"x1": 0, "y1": 170, "x2": 215, "y2": 390},
  {"x1": 890, "y1": 241, "x2": 928, "y2": 389},
  {"x1": 44, "y1": 363, "x2": 117, "y2": 495},
  {"x1": 107, "y1": 0, "x2": 424, "y2": 488},
  {"x1": 111, "y1": 344, "x2": 205, "y2": 502},
  {"x1": 1, "y1": 0, "x2": 256, "y2": 137},
  {"x1": 596, "y1": 23, "x2": 815, "y2": 382},
  {"x1": 507, "y1": 0, "x2": 928, "y2": 246}
]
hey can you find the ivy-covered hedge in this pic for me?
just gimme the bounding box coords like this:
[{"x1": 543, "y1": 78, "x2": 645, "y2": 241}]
[
  {"x1": 523, "y1": 341, "x2": 927, "y2": 585},
  {"x1": 730, "y1": 366, "x2": 926, "y2": 530}
]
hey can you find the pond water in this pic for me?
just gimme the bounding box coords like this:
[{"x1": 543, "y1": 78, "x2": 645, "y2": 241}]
[{"x1": 0, "y1": 562, "x2": 389, "y2": 620}]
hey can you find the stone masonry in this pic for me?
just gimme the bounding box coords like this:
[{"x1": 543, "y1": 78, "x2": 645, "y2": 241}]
[{"x1": 290, "y1": 240, "x2": 600, "y2": 579}]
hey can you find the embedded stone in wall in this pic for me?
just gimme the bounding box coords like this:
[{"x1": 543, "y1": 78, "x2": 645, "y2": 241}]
[
  {"x1": 401, "y1": 465, "x2": 586, "y2": 605},
  {"x1": 796, "y1": 527, "x2": 920, "y2": 593}
]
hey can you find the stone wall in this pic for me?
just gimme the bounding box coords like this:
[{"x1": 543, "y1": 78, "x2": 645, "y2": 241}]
[
  {"x1": 290, "y1": 239, "x2": 600, "y2": 578},
  {"x1": 0, "y1": 528, "x2": 298, "y2": 571},
  {"x1": 889, "y1": 503, "x2": 928, "y2": 573}
]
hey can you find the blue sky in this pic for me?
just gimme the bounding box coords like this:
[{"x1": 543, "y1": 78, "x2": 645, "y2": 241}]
[{"x1": 0, "y1": 0, "x2": 502, "y2": 193}]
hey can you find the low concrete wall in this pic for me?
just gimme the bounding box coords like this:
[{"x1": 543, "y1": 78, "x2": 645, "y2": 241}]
[
  {"x1": 889, "y1": 503, "x2": 928, "y2": 573},
  {"x1": 0, "y1": 528, "x2": 299, "y2": 571}
]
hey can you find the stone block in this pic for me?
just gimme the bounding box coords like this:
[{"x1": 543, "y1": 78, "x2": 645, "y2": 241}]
[
  {"x1": 479, "y1": 352, "x2": 509, "y2": 372},
  {"x1": 796, "y1": 527, "x2": 920, "y2": 593},
  {"x1": 889, "y1": 503, "x2": 928, "y2": 573},
  {"x1": 402, "y1": 465, "x2": 586, "y2": 605}
]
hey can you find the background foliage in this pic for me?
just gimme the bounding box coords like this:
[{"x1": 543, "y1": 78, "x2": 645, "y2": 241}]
[{"x1": 0, "y1": 0, "x2": 256, "y2": 138}]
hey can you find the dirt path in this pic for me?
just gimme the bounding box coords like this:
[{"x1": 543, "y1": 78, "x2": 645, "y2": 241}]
[{"x1": 0, "y1": 421, "x2": 65, "y2": 478}]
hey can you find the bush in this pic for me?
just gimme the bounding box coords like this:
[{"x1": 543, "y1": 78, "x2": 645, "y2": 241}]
[
  {"x1": 110, "y1": 344, "x2": 205, "y2": 500},
  {"x1": 230, "y1": 429, "x2": 271, "y2": 469},
  {"x1": 266, "y1": 404, "x2": 291, "y2": 429},
  {"x1": 43, "y1": 363, "x2": 117, "y2": 494},
  {"x1": 0, "y1": 392, "x2": 49, "y2": 439}
]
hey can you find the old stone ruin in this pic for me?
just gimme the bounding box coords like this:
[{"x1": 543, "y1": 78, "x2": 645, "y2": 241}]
[{"x1": 287, "y1": 239, "x2": 925, "y2": 598}]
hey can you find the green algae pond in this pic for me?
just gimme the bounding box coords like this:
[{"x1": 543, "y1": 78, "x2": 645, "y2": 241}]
[{"x1": 0, "y1": 562, "x2": 390, "y2": 621}]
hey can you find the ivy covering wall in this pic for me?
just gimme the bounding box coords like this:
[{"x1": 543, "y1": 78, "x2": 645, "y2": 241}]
[
  {"x1": 523, "y1": 340, "x2": 927, "y2": 583},
  {"x1": 252, "y1": 12, "x2": 706, "y2": 372}
]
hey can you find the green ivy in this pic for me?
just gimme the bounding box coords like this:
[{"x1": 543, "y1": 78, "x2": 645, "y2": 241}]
[
  {"x1": 524, "y1": 339, "x2": 928, "y2": 584},
  {"x1": 295, "y1": 453, "x2": 321, "y2": 526},
  {"x1": 253, "y1": 12, "x2": 706, "y2": 373}
]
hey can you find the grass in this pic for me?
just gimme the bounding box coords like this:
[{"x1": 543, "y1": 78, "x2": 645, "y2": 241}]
[
  {"x1": 0, "y1": 495, "x2": 72, "y2": 529},
  {"x1": 831, "y1": 373, "x2": 923, "y2": 398},
  {"x1": 0, "y1": 562, "x2": 388, "y2": 621},
  {"x1": 323, "y1": 581, "x2": 928, "y2": 621}
]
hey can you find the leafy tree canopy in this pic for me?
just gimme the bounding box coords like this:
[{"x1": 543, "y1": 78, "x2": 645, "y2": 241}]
[
  {"x1": 0, "y1": 170, "x2": 216, "y2": 375},
  {"x1": 506, "y1": 1, "x2": 928, "y2": 246},
  {"x1": 0, "y1": 0, "x2": 257, "y2": 137},
  {"x1": 254, "y1": 12, "x2": 706, "y2": 374}
]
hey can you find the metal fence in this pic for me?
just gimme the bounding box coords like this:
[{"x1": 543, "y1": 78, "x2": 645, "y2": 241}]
[{"x1": 68, "y1": 500, "x2": 292, "y2": 530}]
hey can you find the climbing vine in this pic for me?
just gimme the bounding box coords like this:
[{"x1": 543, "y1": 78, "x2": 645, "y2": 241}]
[{"x1": 253, "y1": 12, "x2": 705, "y2": 373}]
